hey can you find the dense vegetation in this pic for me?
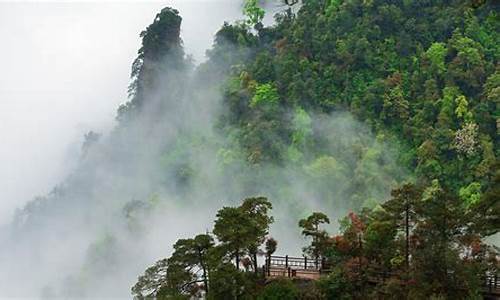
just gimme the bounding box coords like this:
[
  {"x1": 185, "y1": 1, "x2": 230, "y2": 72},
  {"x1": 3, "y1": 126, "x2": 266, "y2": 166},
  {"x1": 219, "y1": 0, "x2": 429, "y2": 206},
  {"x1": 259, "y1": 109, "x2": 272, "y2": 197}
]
[
  {"x1": 218, "y1": 0, "x2": 499, "y2": 202},
  {"x1": 130, "y1": 0, "x2": 499, "y2": 299},
  {"x1": 4, "y1": 0, "x2": 497, "y2": 298},
  {"x1": 132, "y1": 190, "x2": 498, "y2": 299}
]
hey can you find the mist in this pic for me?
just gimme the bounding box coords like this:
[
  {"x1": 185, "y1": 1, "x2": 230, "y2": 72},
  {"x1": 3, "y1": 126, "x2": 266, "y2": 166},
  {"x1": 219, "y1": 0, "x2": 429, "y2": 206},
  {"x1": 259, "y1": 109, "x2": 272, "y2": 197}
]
[
  {"x1": 0, "y1": 1, "x2": 407, "y2": 298},
  {"x1": 0, "y1": 1, "x2": 250, "y2": 226}
]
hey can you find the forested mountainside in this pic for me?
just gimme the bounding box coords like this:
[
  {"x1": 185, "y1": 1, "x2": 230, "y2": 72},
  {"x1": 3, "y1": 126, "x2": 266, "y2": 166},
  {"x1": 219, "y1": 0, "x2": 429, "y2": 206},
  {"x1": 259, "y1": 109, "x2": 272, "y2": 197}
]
[
  {"x1": 1, "y1": 0, "x2": 498, "y2": 299},
  {"x1": 130, "y1": 0, "x2": 499, "y2": 299},
  {"x1": 217, "y1": 0, "x2": 499, "y2": 202}
]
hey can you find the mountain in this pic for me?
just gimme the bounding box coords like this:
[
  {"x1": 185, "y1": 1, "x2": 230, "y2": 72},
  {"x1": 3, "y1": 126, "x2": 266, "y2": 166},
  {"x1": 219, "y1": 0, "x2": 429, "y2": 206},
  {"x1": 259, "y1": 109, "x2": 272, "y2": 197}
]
[{"x1": 0, "y1": 0, "x2": 498, "y2": 298}]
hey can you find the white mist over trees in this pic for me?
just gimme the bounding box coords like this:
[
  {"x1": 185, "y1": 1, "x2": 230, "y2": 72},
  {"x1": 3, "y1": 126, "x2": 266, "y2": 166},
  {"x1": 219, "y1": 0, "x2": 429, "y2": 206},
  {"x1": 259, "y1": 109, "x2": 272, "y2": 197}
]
[
  {"x1": 0, "y1": 1, "x2": 246, "y2": 226},
  {"x1": 0, "y1": 1, "x2": 407, "y2": 298}
]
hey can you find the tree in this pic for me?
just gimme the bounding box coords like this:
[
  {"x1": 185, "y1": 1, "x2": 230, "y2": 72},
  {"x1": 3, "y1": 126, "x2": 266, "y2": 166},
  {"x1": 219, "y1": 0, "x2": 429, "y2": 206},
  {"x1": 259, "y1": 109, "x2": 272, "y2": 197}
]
[
  {"x1": 447, "y1": 31, "x2": 486, "y2": 92},
  {"x1": 240, "y1": 197, "x2": 274, "y2": 273},
  {"x1": 243, "y1": 0, "x2": 265, "y2": 29},
  {"x1": 425, "y1": 42, "x2": 447, "y2": 75},
  {"x1": 213, "y1": 206, "x2": 248, "y2": 269},
  {"x1": 206, "y1": 261, "x2": 256, "y2": 300},
  {"x1": 454, "y1": 95, "x2": 473, "y2": 122},
  {"x1": 383, "y1": 183, "x2": 422, "y2": 275},
  {"x1": 130, "y1": 0, "x2": 500, "y2": 297},
  {"x1": 81, "y1": 131, "x2": 101, "y2": 157},
  {"x1": 362, "y1": 209, "x2": 397, "y2": 275},
  {"x1": 265, "y1": 238, "x2": 278, "y2": 257},
  {"x1": 249, "y1": 83, "x2": 280, "y2": 108},
  {"x1": 118, "y1": 7, "x2": 186, "y2": 121},
  {"x1": 287, "y1": 107, "x2": 313, "y2": 162},
  {"x1": 381, "y1": 85, "x2": 409, "y2": 128},
  {"x1": 131, "y1": 258, "x2": 169, "y2": 299},
  {"x1": 166, "y1": 234, "x2": 214, "y2": 296},
  {"x1": 299, "y1": 212, "x2": 331, "y2": 265},
  {"x1": 213, "y1": 197, "x2": 273, "y2": 271},
  {"x1": 466, "y1": 166, "x2": 500, "y2": 237},
  {"x1": 409, "y1": 181, "x2": 476, "y2": 298},
  {"x1": 132, "y1": 198, "x2": 273, "y2": 299},
  {"x1": 454, "y1": 122, "x2": 479, "y2": 156},
  {"x1": 132, "y1": 234, "x2": 215, "y2": 299},
  {"x1": 459, "y1": 182, "x2": 482, "y2": 207}
]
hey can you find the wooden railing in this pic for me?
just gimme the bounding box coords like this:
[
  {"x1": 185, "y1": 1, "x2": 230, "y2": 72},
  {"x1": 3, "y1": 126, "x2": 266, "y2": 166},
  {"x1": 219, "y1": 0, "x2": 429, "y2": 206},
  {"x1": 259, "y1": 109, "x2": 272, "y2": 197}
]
[
  {"x1": 266, "y1": 255, "x2": 325, "y2": 270},
  {"x1": 262, "y1": 255, "x2": 330, "y2": 280},
  {"x1": 262, "y1": 255, "x2": 499, "y2": 297},
  {"x1": 483, "y1": 273, "x2": 499, "y2": 296}
]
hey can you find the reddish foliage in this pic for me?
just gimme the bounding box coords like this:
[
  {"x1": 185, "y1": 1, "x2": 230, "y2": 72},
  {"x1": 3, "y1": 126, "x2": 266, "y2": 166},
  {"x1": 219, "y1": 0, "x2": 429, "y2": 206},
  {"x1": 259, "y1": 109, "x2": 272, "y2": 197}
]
[
  {"x1": 333, "y1": 235, "x2": 351, "y2": 253},
  {"x1": 471, "y1": 239, "x2": 482, "y2": 256},
  {"x1": 242, "y1": 257, "x2": 252, "y2": 270},
  {"x1": 275, "y1": 38, "x2": 287, "y2": 53},
  {"x1": 348, "y1": 212, "x2": 365, "y2": 233},
  {"x1": 386, "y1": 72, "x2": 402, "y2": 87}
]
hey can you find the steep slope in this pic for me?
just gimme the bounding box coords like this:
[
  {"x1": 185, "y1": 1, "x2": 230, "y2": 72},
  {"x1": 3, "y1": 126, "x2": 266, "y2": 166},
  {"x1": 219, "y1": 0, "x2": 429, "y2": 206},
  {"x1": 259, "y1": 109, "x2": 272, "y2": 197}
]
[{"x1": 0, "y1": 0, "x2": 498, "y2": 298}]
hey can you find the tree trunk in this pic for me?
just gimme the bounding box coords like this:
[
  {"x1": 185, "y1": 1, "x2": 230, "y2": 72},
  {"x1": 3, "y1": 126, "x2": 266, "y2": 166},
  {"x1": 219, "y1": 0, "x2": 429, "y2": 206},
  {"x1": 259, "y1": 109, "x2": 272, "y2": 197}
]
[
  {"x1": 405, "y1": 198, "x2": 410, "y2": 272},
  {"x1": 253, "y1": 252, "x2": 258, "y2": 274},
  {"x1": 235, "y1": 251, "x2": 240, "y2": 270},
  {"x1": 404, "y1": 195, "x2": 410, "y2": 299},
  {"x1": 314, "y1": 223, "x2": 319, "y2": 268},
  {"x1": 198, "y1": 249, "x2": 209, "y2": 295}
]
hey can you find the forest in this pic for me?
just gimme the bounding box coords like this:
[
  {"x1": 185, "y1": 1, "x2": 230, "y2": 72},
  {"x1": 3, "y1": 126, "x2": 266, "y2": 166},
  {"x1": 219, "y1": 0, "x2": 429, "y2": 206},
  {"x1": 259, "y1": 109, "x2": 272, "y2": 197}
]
[
  {"x1": 1, "y1": 0, "x2": 498, "y2": 299},
  {"x1": 128, "y1": 0, "x2": 499, "y2": 299}
]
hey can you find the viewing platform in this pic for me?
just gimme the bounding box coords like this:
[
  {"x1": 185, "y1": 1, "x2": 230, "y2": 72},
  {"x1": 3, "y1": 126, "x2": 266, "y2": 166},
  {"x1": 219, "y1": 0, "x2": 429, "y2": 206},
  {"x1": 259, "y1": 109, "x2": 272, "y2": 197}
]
[
  {"x1": 262, "y1": 255, "x2": 499, "y2": 298},
  {"x1": 263, "y1": 255, "x2": 328, "y2": 281}
]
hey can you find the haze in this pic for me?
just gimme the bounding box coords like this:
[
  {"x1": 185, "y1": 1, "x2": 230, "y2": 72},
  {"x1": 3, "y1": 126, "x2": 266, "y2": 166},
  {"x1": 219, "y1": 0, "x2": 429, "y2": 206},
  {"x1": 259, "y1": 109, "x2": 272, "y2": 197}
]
[{"x1": 0, "y1": 1, "x2": 244, "y2": 225}]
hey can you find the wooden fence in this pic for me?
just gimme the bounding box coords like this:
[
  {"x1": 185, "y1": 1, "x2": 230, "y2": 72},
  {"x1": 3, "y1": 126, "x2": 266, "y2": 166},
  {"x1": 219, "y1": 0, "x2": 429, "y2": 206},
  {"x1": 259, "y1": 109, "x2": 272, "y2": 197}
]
[
  {"x1": 262, "y1": 255, "x2": 499, "y2": 297},
  {"x1": 263, "y1": 255, "x2": 329, "y2": 280}
]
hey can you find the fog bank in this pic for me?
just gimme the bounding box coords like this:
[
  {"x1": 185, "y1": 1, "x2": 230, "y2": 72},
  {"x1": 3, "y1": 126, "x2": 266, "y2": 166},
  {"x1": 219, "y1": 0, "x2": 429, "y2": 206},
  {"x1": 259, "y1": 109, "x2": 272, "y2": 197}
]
[{"x1": 0, "y1": 1, "x2": 249, "y2": 225}]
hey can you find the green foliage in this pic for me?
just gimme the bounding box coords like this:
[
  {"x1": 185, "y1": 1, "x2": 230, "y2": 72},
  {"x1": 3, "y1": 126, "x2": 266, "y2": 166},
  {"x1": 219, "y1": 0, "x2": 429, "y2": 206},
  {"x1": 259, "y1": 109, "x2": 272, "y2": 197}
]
[
  {"x1": 454, "y1": 95, "x2": 473, "y2": 123},
  {"x1": 325, "y1": 0, "x2": 343, "y2": 16},
  {"x1": 119, "y1": 7, "x2": 186, "y2": 121},
  {"x1": 133, "y1": 197, "x2": 273, "y2": 299},
  {"x1": 319, "y1": 180, "x2": 498, "y2": 299},
  {"x1": 265, "y1": 238, "x2": 278, "y2": 256},
  {"x1": 381, "y1": 85, "x2": 409, "y2": 126},
  {"x1": 243, "y1": 0, "x2": 265, "y2": 29},
  {"x1": 426, "y1": 42, "x2": 448, "y2": 74},
  {"x1": 213, "y1": 197, "x2": 273, "y2": 270},
  {"x1": 304, "y1": 156, "x2": 344, "y2": 179},
  {"x1": 250, "y1": 83, "x2": 280, "y2": 108},
  {"x1": 132, "y1": 0, "x2": 500, "y2": 298},
  {"x1": 206, "y1": 263, "x2": 257, "y2": 300},
  {"x1": 131, "y1": 258, "x2": 169, "y2": 299},
  {"x1": 167, "y1": 234, "x2": 214, "y2": 296},
  {"x1": 459, "y1": 181, "x2": 482, "y2": 207},
  {"x1": 258, "y1": 279, "x2": 299, "y2": 300},
  {"x1": 286, "y1": 107, "x2": 313, "y2": 161},
  {"x1": 290, "y1": 107, "x2": 312, "y2": 152},
  {"x1": 466, "y1": 167, "x2": 500, "y2": 236},
  {"x1": 218, "y1": 0, "x2": 498, "y2": 198},
  {"x1": 299, "y1": 212, "x2": 331, "y2": 260},
  {"x1": 316, "y1": 267, "x2": 354, "y2": 300}
]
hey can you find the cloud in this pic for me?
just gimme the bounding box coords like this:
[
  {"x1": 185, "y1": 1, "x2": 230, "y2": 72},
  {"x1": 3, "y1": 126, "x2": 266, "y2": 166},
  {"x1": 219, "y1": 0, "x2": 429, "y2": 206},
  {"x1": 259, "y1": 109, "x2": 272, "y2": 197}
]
[{"x1": 0, "y1": 1, "x2": 248, "y2": 225}]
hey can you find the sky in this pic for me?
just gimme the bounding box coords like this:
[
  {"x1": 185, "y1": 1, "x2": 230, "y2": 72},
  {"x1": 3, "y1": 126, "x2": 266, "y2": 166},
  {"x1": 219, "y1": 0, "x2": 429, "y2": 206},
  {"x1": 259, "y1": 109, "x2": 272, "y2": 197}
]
[{"x1": 0, "y1": 0, "x2": 248, "y2": 225}]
